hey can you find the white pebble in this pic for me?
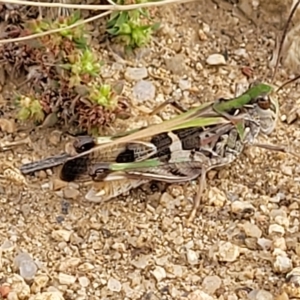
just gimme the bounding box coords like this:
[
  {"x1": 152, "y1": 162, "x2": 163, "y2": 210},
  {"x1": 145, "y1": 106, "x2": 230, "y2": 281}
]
[
  {"x1": 51, "y1": 230, "x2": 72, "y2": 242},
  {"x1": 79, "y1": 276, "x2": 90, "y2": 288},
  {"x1": 242, "y1": 221, "x2": 262, "y2": 238},
  {"x1": 217, "y1": 241, "x2": 240, "y2": 262},
  {"x1": 206, "y1": 54, "x2": 226, "y2": 66},
  {"x1": 124, "y1": 67, "x2": 148, "y2": 81},
  {"x1": 58, "y1": 273, "x2": 76, "y2": 285},
  {"x1": 107, "y1": 277, "x2": 122, "y2": 292},
  {"x1": 187, "y1": 249, "x2": 198, "y2": 265},
  {"x1": 274, "y1": 256, "x2": 292, "y2": 273},
  {"x1": 151, "y1": 266, "x2": 166, "y2": 282},
  {"x1": 269, "y1": 224, "x2": 285, "y2": 236},
  {"x1": 202, "y1": 275, "x2": 222, "y2": 294}
]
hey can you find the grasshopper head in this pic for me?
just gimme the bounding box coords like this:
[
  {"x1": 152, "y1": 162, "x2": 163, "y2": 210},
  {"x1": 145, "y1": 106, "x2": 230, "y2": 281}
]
[{"x1": 249, "y1": 91, "x2": 279, "y2": 136}]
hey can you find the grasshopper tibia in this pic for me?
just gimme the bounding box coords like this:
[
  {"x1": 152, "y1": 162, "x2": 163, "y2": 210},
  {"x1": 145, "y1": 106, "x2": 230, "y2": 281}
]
[{"x1": 188, "y1": 167, "x2": 207, "y2": 224}]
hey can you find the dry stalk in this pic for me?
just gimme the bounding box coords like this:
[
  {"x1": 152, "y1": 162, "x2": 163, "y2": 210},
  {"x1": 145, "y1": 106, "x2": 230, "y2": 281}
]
[
  {"x1": 0, "y1": 11, "x2": 111, "y2": 44},
  {"x1": 0, "y1": 0, "x2": 196, "y2": 11},
  {"x1": 0, "y1": 0, "x2": 197, "y2": 44}
]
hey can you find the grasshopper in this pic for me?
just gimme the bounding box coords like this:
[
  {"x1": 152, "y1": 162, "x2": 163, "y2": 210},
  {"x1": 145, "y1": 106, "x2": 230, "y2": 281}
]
[{"x1": 20, "y1": 0, "x2": 300, "y2": 222}]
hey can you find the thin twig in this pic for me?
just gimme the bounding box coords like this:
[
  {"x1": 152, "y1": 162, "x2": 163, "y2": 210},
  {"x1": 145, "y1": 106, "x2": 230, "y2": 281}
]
[
  {"x1": 0, "y1": 0, "x2": 197, "y2": 44},
  {"x1": 0, "y1": 11, "x2": 111, "y2": 44},
  {"x1": 0, "y1": 0, "x2": 196, "y2": 11}
]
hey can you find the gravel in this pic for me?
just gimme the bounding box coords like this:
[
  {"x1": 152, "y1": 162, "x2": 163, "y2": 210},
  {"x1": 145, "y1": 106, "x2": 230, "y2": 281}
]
[{"x1": 1, "y1": 0, "x2": 300, "y2": 299}]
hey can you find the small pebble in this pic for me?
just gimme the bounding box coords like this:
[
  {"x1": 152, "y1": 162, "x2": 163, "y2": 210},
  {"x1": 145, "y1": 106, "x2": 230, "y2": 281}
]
[
  {"x1": 284, "y1": 267, "x2": 300, "y2": 297},
  {"x1": 269, "y1": 224, "x2": 285, "y2": 236},
  {"x1": 179, "y1": 79, "x2": 191, "y2": 91},
  {"x1": 202, "y1": 275, "x2": 222, "y2": 295},
  {"x1": 9, "y1": 274, "x2": 31, "y2": 298},
  {"x1": 187, "y1": 290, "x2": 214, "y2": 300},
  {"x1": 133, "y1": 80, "x2": 156, "y2": 103},
  {"x1": 273, "y1": 237, "x2": 287, "y2": 250},
  {"x1": 0, "y1": 285, "x2": 11, "y2": 298},
  {"x1": 7, "y1": 291, "x2": 18, "y2": 300},
  {"x1": 0, "y1": 118, "x2": 16, "y2": 133},
  {"x1": 125, "y1": 67, "x2": 148, "y2": 81},
  {"x1": 61, "y1": 200, "x2": 70, "y2": 215},
  {"x1": 131, "y1": 254, "x2": 150, "y2": 269},
  {"x1": 31, "y1": 275, "x2": 49, "y2": 293},
  {"x1": 198, "y1": 29, "x2": 207, "y2": 41},
  {"x1": 63, "y1": 187, "x2": 80, "y2": 199},
  {"x1": 206, "y1": 54, "x2": 226, "y2": 66},
  {"x1": 165, "y1": 54, "x2": 186, "y2": 75},
  {"x1": 151, "y1": 266, "x2": 166, "y2": 282},
  {"x1": 107, "y1": 277, "x2": 122, "y2": 292},
  {"x1": 51, "y1": 179, "x2": 68, "y2": 191},
  {"x1": 257, "y1": 238, "x2": 272, "y2": 250},
  {"x1": 217, "y1": 241, "x2": 240, "y2": 262},
  {"x1": 58, "y1": 273, "x2": 76, "y2": 285},
  {"x1": 273, "y1": 256, "x2": 292, "y2": 273},
  {"x1": 28, "y1": 291, "x2": 64, "y2": 300},
  {"x1": 187, "y1": 249, "x2": 198, "y2": 265},
  {"x1": 242, "y1": 221, "x2": 262, "y2": 238},
  {"x1": 79, "y1": 276, "x2": 90, "y2": 288},
  {"x1": 231, "y1": 201, "x2": 255, "y2": 215},
  {"x1": 14, "y1": 252, "x2": 38, "y2": 281},
  {"x1": 51, "y1": 229, "x2": 72, "y2": 242},
  {"x1": 280, "y1": 164, "x2": 293, "y2": 176},
  {"x1": 276, "y1": 292, "x2": 289, "y2": 300},
  {"x1": 48, "y1": 130, "x2": 62, "y2": 146},
  {"x1": 1, "y1": 240, "x2": 14, "y2": 251},
  {"x1": 172, "y1": 41, "x2": 182, "y2": 52},
  {"x1": 248, "y1": 289, "x2": 273, "y2": 300}
]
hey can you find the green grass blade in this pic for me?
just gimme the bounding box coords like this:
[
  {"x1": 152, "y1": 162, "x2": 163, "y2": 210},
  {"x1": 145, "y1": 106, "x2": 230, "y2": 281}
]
[
  {"x1": 171, "y1": 116, "x2": 230, "y2": 130},
  {"x1": 110, "y1": 158, "x2": 161, "y2": 171}
]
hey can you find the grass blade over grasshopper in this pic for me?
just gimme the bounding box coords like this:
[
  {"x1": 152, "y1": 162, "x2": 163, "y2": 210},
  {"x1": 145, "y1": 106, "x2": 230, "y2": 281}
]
[{"x1": 19, "y1": 0, "x2": 300, "y2": 223}]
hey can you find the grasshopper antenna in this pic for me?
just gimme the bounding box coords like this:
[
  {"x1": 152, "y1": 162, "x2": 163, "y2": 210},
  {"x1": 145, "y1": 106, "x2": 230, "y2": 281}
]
[
  {"x1": 271, "y1": 0, "x2": 300, "y2": 83},
  {"x1": 276, "y1": 74, "x2": 300, "y2": 92}
]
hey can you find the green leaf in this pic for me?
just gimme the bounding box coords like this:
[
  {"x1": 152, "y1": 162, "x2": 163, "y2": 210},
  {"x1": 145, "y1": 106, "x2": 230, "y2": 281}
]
[
  {"x1": 119, "y1": 23, "x2": 132, "y2": 34},
  {"x1": 107, "y1": 12, "x2": 121, "y2": 27},
  {"x1": 17, "y1": 107, "x2": 31, "y2": 120},
  {"x1": 115, "y1": 12, "x2": 129, "y2": 27},
  {"x1": 107, "y1": 27, "x2": 120, "y2": 35},
  {"x1": 32, "y1": 109, "x2": 45, "y2": 122},
  {"x1": 70, "y1": 11, "x2": 81, "y2": 24},
  {"x1": 151, "y1": 22, "x2": 160, "y2": 31}
]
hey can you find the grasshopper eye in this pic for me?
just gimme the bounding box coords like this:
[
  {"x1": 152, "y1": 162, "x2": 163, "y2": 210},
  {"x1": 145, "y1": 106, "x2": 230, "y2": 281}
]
[{"x1": 256, "y1": 97, "x2": 271, "y2": 110}]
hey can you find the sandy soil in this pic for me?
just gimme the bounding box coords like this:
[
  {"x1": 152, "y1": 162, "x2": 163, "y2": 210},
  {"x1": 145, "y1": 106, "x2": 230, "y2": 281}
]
[{"x1": 1, "y1": 0, "x2": 300, "y2": 299}]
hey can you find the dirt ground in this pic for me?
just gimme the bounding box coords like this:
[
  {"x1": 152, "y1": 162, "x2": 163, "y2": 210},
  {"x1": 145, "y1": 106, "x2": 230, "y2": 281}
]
[{"x1": 1, "y1": 0, "x2": 300, "y2": 299}]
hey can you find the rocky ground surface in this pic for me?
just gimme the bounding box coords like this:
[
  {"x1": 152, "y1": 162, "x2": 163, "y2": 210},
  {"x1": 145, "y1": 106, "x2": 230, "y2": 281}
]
[{"x1": 1, "y1": 0, "x2": 300, "y2": 299}]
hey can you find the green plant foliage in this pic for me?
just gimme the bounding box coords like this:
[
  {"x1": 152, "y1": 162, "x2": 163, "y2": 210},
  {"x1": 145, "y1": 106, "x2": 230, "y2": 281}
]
[{"x1": 106, "y1": 0, "x2": 160, "y2": 49}]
